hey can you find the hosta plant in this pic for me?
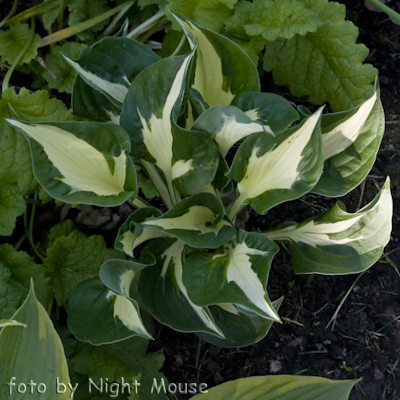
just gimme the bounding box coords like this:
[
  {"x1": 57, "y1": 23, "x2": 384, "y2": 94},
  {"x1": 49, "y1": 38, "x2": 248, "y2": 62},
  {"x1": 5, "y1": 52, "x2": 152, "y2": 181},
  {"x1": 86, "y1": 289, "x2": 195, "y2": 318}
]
[{"x1": 7, "y1": 14, "x2": 392, "y2": 349}]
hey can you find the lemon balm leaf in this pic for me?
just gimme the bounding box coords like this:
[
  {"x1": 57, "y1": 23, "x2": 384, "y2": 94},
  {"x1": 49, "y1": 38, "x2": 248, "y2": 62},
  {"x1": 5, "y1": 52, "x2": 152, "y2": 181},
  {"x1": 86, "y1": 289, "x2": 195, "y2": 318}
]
[{"x1": 0, "y1": 23, "x2": 40, "y2": 65}]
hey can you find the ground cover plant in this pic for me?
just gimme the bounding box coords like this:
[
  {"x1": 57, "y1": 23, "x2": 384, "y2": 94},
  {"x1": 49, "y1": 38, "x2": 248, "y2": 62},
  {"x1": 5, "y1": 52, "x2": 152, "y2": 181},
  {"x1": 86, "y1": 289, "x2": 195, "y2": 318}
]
[{"x1": 0, "y1": 0, "x2": 397, "y2": 399}]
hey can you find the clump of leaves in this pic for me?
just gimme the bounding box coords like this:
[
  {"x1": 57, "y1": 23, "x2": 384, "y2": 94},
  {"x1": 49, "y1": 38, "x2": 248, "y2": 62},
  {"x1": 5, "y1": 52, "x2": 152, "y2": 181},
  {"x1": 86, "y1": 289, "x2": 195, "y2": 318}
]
[{"x1": 7, "y1": 14, "x2": 391, "y2": 349}]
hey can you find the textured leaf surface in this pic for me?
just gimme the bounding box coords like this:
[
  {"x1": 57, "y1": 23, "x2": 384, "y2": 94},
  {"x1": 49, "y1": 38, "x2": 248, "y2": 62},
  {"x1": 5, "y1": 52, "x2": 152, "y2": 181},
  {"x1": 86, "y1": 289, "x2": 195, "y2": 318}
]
[
  {"x1": 166, "y1": 0, "x2": 237, "y2": 32},
  {"x1": 0, "y1": 23, "x2": 40, "y2": 65},
  {"x1": 0, "y1": 244, "x2": 50, "y2": 319},
  {"x1": 42, "y1": 42, "x2": 87, "y2": 94},
  {"x1": 45, "y1": 228, "x2": 125, "y2": 306},
  {"x1": 264, "y1": 177, "x2": 392, "y2": 274},
  {"x1": 0, "y1": 283, "x2": 71, "y2": 400},
  {"x1": 226, "y1": 0, "x2": 323, "y2": 41},
  {"x1": 262, "y1": 0, "x2": 378, "y2": 111},
  {"x1": 0, "y1": 183, "x2": 26, "y2": 236},
  {"x1": 191, "y1": 375, "x2": 359, "y2": 400}
]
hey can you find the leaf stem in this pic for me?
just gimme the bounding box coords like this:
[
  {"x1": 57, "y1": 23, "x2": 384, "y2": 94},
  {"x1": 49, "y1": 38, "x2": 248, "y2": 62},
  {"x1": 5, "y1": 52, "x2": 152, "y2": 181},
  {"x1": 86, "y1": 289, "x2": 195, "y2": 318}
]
[
  {"x1": 38, "y1": 1, "x2": 134, "y2": 47},
  {"x1": 0, "y1": 0, "x2": 18, "y2": 29},
  {"x1": 24, "y1": 192, "x2": 45, "y2": 263},
  {"x1": 170, "y1": 34, "x2": 186, "y2": 57},
  {"x1": 2, "y1": 17, "x2": 35, "y2": 92},
  {"x1": 227, "y1": 192, "x2": 247, "y2": 223},
  {"x1": 129, "y1": 196, "x2": 149, "y2": 208},
  {"x1": 58, "y1": 0, "x2": 66, "y2": 31},
  {"x1": 142, "y1": 160, "x2": 173, "y2": 209},
  {"x1": 366, "y1": 0, "x2": 400, "y2": 22},
  {"x1": 102, "y1": 2, "x2": 135, "y2": 37},
  {"x1": 127, "y1": 9, "x2": 164, "y2": 39}
]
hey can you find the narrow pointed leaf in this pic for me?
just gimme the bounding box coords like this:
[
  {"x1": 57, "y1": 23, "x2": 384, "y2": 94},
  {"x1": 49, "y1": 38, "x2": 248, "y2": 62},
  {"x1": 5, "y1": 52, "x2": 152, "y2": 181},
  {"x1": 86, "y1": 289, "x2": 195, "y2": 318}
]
[
  {"x1": 313, "y1": 83, "x2": 385, "y2": 196},
  {"x1": 191, "y1": 375, "x2": 359, "y2": 400},
  {"x1": 184, "y1": 231, "x2": 280, "y2": 321},
  {"x1": 140, "y1": 192, "x2": 236, "y2": 248},
  {"x1": 120, "y1": 53, "x2": 194, "y2": 189},
  {"x1": 228, "y1": 108, "x2": 324, "y2": 215},
  {"x1": 67, "y1": 36, "x2": 161, "y2": 112},
  {"x1": 264, "y1": 177, "x2": 392, "y2": 274},
  {"x1": 0, "y1": 282, "x2": 71, "y2": 400},
  {"x1": 6, "y1": 120, "x2": 137, "y2": 206},
  {"x1": 139, "y1": 238, "x2": 224, "y2": 338},
  {"x1": 68, "y1": 257, "x2": 154, "y2": 344},
  {"x1": 173, "y1": 13, "x2": 260, "y2": 107},
  {"x1": 196, "y1": 297, "x2": 283, "y2": 348}
]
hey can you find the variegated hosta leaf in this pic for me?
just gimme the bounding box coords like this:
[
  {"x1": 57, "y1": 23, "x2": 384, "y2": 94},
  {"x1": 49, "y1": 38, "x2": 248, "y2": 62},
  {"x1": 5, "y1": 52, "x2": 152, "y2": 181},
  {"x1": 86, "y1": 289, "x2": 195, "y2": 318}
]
[
  {"x1": 196, "y1": 297, "x2": 283, "y2": 348},
  {"x1": 6, "y1": 120, "x2": 137, "y2": 206},
  {"x1": 191, "y1": 375, "x2": 359, "y2": 400},
  {"x1": 67, "y1": 36, "x2": 161, "y2": 116},
  {"x1": 173, "y1": 13, "x2": 260, "y2": 107},
  {"x1": 192, "y1": 105, "x2": 266, "y2": 157},
  {"x1": 172, "y1": 123, "x2": 220, "y2": 195},
  {"x1": 264, "y1": 177, "x2": 392, "y2": 275},
  {"x1": 312, "y1": 81, "x2": 385, "y2": 197},
  {"x1": 232, "y1": 91, "x2": 300, "y2": 134},
  {"x1": 68, "y1": 258, "x2": 155, "y2": 344},
  {"x1": 184, "y1": 230, "x2": 281, "y2": 321},
  {"x1": 139, "y1": 238, "x2": 224, "y2": 338},
  {"x1": 140, "y1": 192, "x2": 236, "y2": 249},
  {"x1": 227, "y1": 108, "x2": 324, "y2": 217},
  {"x1": 120, "y1": 53, "x2": 194, "y2": 194},
  {"x1": 115, "y1": 207, "x2": 170, "y2": 258}
]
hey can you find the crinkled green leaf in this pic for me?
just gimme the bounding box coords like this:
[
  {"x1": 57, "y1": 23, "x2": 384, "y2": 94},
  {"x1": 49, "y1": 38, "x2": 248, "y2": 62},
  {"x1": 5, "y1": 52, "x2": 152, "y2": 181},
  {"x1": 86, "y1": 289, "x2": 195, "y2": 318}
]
[
  {"x1": 166, "y1": 0, "x2": 238, "y2": 32},
  {"x1": 0, "y1": 244, "x2": 51, "y2": 318},
  {"x1": 226, "y1": 0, "x2": 323, "y2": 42},
  {"x1": 264, "y1": 177, "x2": 392, "y2": 275},
  {"x1": 191, "y1": 375, "x2": 359, "y2": 400},
  {"x1": 42, "y1": 6, "x2": 59, "y2": 31},
  {"x1": 0, "y1": 23, "x2": 40, "y2": 65},
  {"x1": 69, "y1": 336, "x2": 167, "y2": 400},
  {"x1": 0, "y1": 183, "x2": 26, "y2": 236},
  {"x1": 227, "y1": 35, "x2": 265, "y2": 65},
  {"x1": 263, "y1": 0, "x2": 378, "y2": 111},
  {"x1": 42, "y1": 42, "x2": 87, "y2": 94},
  {"x1": 47, "y1": 219, "x2": 76, "y2": 250},
  {"x1": 68, "y1": 0, "x2": 111, "y2": 41},
  {"x1": 45, "y1": 228, "x2": 125, "y2": 306},
  {"x1": 137, "y1": 169, "x2": 159, "y2": 199}
]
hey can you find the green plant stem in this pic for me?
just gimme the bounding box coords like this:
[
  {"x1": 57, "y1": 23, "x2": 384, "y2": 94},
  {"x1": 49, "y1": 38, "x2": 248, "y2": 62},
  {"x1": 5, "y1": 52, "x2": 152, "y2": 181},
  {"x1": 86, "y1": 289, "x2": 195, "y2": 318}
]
[
  {"x1": 129, "y1": 196, "x2": 150, "y2": 208},
  {"x1": 0, "y1": 0, "x2": 18, "y2": 29},
  {"x1": 228, "y1": 193, "x2": 247, "y2": 223},
  {"x1": 58, "y1": 0, "x2": 66, "y2": 31},
  {"x1": 367, "y1": 0, "x2": 400, "y2": 22},
  {"x1": 137, "y1": 17, "x2": 169, "y2": 44},
  {"x1": 2, "y1": 17, "x2": 35, "y2": 92},
  {"x1": 142, "y1": 160, "x2": 173, "y2": 209},
  {"x1": 127, "y1": 9, "x2": 164, "y2": 39},
  {"x1": 170, "y1": 34, "x2": 186, "y2": 57},
  {"x1": 14, "y1": 234, "x2": 27, "y2": 251},
  {"x1": 102, "y1": 2, "x2": 135, "y2": 37},
  {"x1": 4, "y1": 0, "x2": 59, "y2": 27},
  {"x1": 38, "y1": 1, "x2": 134, "y2": 47},
  {"x1": 23, "y1": 193, "x2": 45, "y2": 263}
]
